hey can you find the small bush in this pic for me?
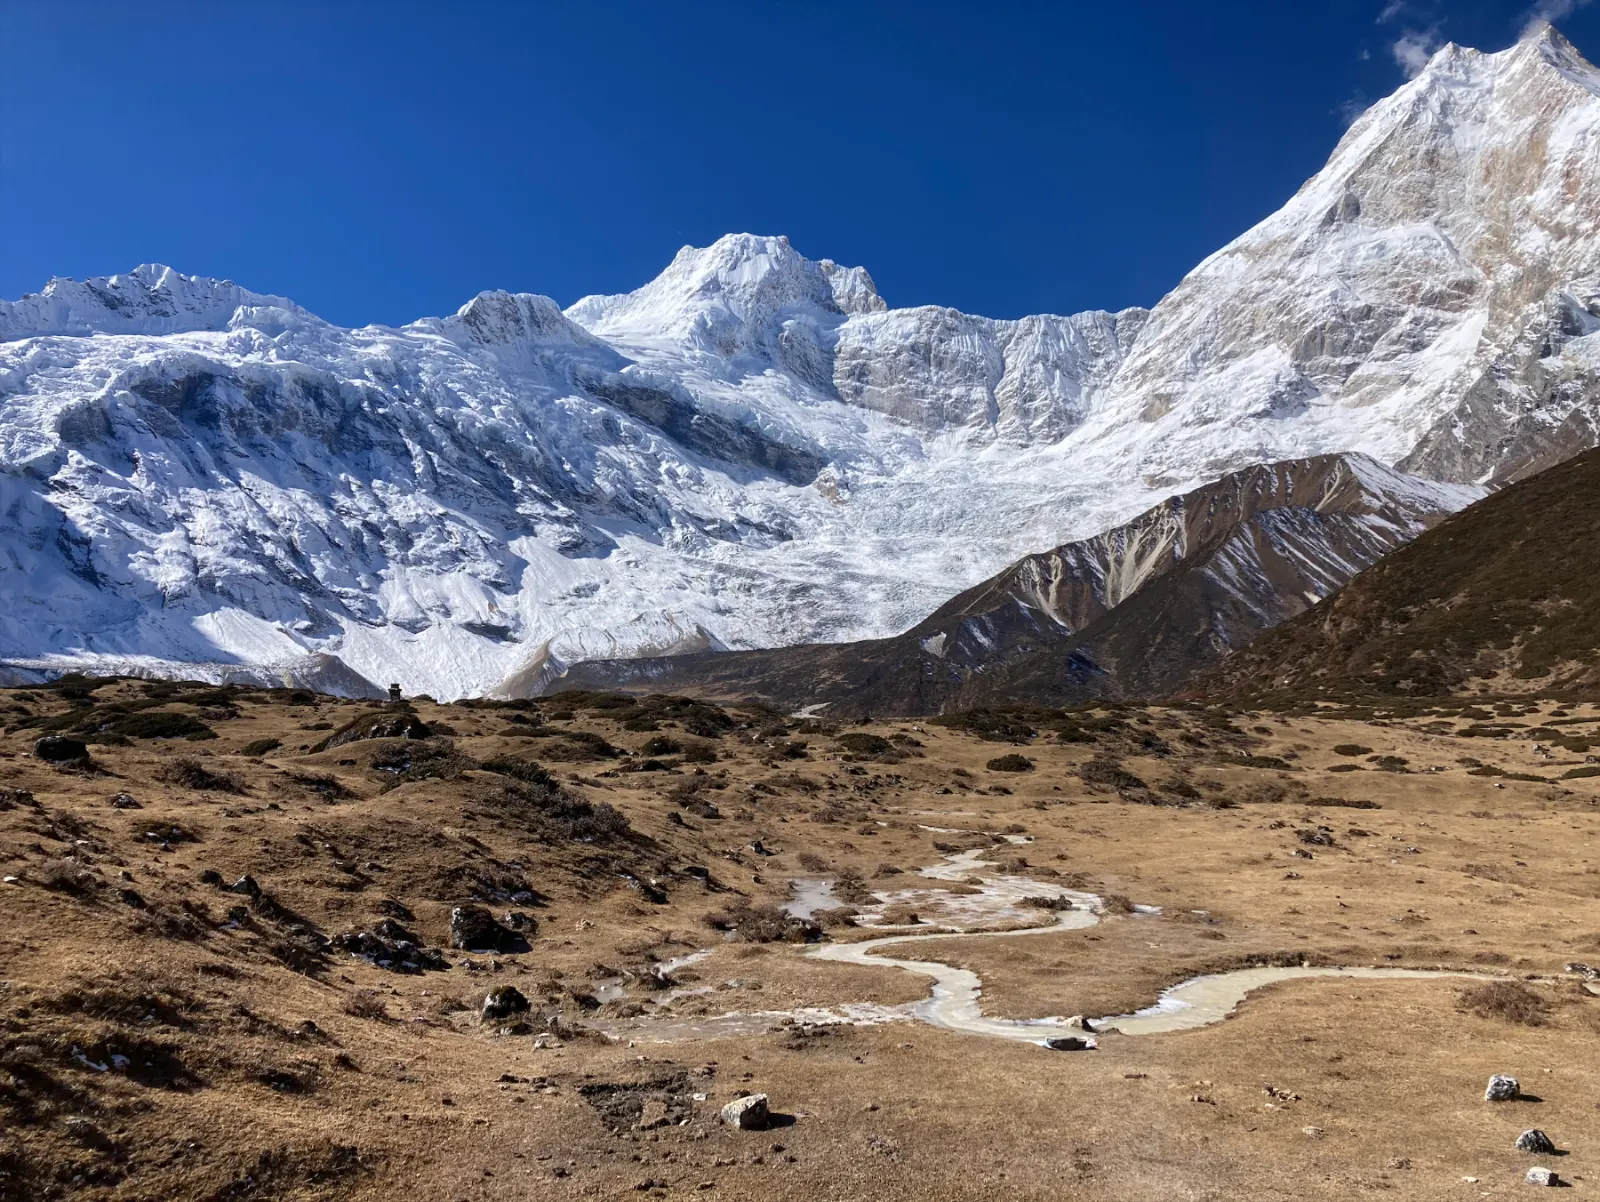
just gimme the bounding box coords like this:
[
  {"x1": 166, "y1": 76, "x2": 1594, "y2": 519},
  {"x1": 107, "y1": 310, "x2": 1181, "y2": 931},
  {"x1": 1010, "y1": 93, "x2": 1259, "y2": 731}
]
[
  {"x1": 640, "y1": 736, "x2": 682, "y2": 757},
  {"x1": 1224, "y1": 753, "x2": 1297, "y2": 771},
  {"x1": 1458, "y1": 980, "x2": 1549, "y2": 1026},
  {"x1": 1563, "y1": 766, "x2": 1600, "y2": 779},
  {"x1": 1304, "y1": 796, "x2": 1380, "y2": 809},
  {"x1": 239, "y1": 738, "x2": 282, "y2": 757},
  {"x1": 318, "y1": 711, "x2": 431, "y2": 752},
  {"x1": 537, "y1": 731, "x2": 620, "y2": 762},
  {"x1": 836, "y1": 732, "x2": 892, "y2": 756},
  {"x1": 34, "y1": 858, "x2": 100, "y2": 896},
  {"x1": 704, "y1": 902, "x2": 819, "y2": 943},
  {"x1": 1078, "y1": 757, "x2": 1146, "y2": 791},
  {"x1": 111, "y1": 710, "x2": 215, "y2": 740},
  {"x1": 1332, "y1": 744, "x2": 1372, "y2": 756},
  {"x1": 285, "y1": 771, "x2": 351, "y2": 799},
  {"x1": 479, "y1": 756, "x2": 554, "y2": 789},
  {"x1": 370, "y1": 740, "x2": 475, "y2": 786},
  {"x1": 159, "y1": 757, "x2": 244, "y2": 793},
  {"x1": 986, "y1": 754, "x2": 1033, "y2": 773},
  {"x1": 343, "y1": 991, "x2": 390, "y2": 1021},
  {"x1": 680, "y1": 741, "x2": 718, "y2": 764},
  {"x1": 496, "y1": 781, "x2": 632, "y2": 844}
]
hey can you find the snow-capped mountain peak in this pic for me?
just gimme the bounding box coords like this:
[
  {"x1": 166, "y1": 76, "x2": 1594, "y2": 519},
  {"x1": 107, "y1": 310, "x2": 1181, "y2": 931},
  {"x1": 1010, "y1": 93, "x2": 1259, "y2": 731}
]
[
  {"x1": 564, "y1": 232, "x2": 884, "y2": 361},
  {"x1": 0, "y1": 263, "x2": 310, "y2": 342},
  {"x1": 1, "y1": 28, "x2": 1598, "y2": 700}
]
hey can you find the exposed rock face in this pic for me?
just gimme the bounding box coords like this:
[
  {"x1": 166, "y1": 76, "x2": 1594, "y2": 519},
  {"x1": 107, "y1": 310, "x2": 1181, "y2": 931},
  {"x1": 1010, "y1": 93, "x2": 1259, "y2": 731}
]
[
  {"x1": 1106, "y1": 27, "x2": 1600, "y2": 493},
  {"x1": 558, "y1": 453, "x2": 1479, "y2": 712},
  {"x1": 0, "y1": 27, "x2": 1596, "y2": 700}
]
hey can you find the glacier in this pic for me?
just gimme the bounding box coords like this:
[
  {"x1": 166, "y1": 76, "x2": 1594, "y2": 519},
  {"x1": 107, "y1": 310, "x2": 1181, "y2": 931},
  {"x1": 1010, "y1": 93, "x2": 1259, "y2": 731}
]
[{"x1": 1, "y1": 25, "x2": 1597, "y2": 700}]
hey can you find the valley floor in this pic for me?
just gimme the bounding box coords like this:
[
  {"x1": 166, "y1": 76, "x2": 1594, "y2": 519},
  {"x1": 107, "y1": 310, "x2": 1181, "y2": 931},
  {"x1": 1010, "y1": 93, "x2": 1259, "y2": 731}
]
[{"x1": 3, "y1": 680, "x2": 1598, "y2": 1200}]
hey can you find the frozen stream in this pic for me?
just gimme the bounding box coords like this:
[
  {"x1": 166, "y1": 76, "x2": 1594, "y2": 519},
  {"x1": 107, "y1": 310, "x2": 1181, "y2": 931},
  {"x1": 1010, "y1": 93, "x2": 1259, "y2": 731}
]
[{"x1": 610, "y1": 836, "x2": 1488, "y2": 1046}]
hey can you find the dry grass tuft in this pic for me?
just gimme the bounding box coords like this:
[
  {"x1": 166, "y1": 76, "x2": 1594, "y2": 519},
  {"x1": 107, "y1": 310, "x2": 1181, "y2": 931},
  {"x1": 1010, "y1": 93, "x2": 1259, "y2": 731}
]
[{"x1": 1458, "y1": 980, "x2": 1550, "y2": 1026}]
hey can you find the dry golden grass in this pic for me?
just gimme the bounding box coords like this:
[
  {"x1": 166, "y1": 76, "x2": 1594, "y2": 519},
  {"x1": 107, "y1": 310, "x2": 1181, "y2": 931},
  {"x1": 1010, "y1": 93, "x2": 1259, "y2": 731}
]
[{"x1": 1, "y1": 679, "x2": 1598, "y2": 1199}]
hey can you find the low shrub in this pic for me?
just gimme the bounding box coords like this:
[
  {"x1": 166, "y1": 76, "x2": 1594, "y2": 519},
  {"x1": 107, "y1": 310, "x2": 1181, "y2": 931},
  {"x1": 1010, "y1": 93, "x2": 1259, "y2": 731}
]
[
  {"x1": 704, "y1": 902, "x2": 819, "y2": 943},
  {"x1": 111, "y1": 710, "x2": 215, "y2": 740},
  {"x1": 1458, "y1": 980, "x2": 1549, "y2": 1026},
  {"x1": 158, "y1": 757, "x2": 244, "y2": 793},
  {"x1": 1078, "y1": 757, "x2": 1146, "y2": 791},
  {"x1": 835, "y1": 732, "x2": 892, "y2": 756},
  {"x1": 986, "y1": 753, "x2": 1033, "y2": 772},
  {"x1": 680, "y1": 741, "x2": 718, "y2": 764}
]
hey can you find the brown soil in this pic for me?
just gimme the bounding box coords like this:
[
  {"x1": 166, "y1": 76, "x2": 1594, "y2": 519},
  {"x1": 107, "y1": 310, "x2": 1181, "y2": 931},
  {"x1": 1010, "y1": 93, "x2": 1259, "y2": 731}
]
[{"x1": 3, "y1": 680, "x2": 1598, "y2": 1200}]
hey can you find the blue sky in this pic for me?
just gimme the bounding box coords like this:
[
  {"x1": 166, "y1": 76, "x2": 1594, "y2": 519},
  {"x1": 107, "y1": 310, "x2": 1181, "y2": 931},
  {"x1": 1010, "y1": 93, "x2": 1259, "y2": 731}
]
[{"x1": 3, "y1": 0, "x2": 1597, "y2": 326}]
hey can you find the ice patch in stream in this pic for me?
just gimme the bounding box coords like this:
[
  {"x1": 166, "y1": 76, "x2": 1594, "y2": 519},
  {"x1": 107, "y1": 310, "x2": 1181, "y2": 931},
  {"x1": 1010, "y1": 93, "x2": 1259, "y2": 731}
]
[
  {"x1": 1091, "y1": 965, "x2": 1494, "y2": 1036},
  {"x1": 657, "y1": 949, "x2": 714, "y2": 977},
  {"x1": 786, "y1": 879, "x2": 841, "y2": 920},
  {"x1": 608, "y1": 840, "x2": 1496, "y2": 1048}
]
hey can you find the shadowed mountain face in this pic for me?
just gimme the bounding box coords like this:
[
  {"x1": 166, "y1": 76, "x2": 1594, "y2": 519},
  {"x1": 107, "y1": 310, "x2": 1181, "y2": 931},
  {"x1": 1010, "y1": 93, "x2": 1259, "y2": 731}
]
[
  {"x1": 555, "y1": 455, "x2": 1481, "y2": 715},
  {"x1": 1202, "y1": 447, "x2": 1600, "y2": 702}
]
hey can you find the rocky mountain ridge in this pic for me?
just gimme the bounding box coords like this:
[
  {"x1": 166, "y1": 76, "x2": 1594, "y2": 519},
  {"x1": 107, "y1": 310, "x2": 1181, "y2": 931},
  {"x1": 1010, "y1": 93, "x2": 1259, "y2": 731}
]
[
  {"x1": 1203, "y1": 445, "x2": 1600, "y2": 700},
  {"x1": 1, "y1": 24, "x2": 1596, "y2": 699}
]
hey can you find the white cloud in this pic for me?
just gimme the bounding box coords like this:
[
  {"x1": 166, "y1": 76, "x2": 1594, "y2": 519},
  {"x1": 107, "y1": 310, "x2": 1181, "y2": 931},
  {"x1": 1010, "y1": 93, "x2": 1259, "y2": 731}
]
[
  {"x1": 1339, "y1": 93, "x2": 1373, "y2": 126},
  {"x1": 1391, "y1": 28, "x2": 1443, "y2": 76},
  {"x1": 1377, "y1": 0, "x2": 1411, "y2": 22},
  {"x1": 1521, "y1": 0, "x2": 1593, "y2": 35}
]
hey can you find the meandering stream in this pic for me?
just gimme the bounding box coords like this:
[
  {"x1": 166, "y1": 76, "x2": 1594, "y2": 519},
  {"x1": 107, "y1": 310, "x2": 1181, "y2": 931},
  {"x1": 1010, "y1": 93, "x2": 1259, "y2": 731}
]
[{"x1": 607, "y1": 834, "x2": 1487, "y2": 1046}]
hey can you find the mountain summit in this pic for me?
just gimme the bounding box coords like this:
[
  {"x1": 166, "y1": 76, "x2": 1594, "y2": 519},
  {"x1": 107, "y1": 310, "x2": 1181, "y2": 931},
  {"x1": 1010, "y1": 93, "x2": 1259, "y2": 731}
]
[{"x1": 1, "y1": 29, "x2": 1597, "y2": 699}]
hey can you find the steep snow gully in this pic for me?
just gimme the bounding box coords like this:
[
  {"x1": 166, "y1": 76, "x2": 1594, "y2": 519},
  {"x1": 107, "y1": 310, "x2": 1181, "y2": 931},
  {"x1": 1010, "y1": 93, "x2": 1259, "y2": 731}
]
[{"x1": 2, "y1": 26, "x2": 1598, "y2": 698}]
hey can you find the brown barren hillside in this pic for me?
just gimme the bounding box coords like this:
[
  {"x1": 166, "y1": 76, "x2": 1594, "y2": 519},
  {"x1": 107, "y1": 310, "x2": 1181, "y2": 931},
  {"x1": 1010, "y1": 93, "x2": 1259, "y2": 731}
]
[{"x1": 1205, "y1": 446, "x2": 1600, "y2": 702}]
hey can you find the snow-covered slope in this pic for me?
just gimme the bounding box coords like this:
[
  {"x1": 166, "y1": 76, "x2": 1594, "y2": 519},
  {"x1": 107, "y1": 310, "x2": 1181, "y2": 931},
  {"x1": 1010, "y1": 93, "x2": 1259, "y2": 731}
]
[
  {"x1": 556, "y1": 453, "x2": 1484, "y2": 713},
  {"x1": 1, "y1": 25, "x2": 1596, "y2": 699}
]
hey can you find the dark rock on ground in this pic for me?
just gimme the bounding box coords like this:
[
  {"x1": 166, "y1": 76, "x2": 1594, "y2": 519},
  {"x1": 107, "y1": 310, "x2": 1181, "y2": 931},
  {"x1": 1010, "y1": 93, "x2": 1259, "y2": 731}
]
[
  {"x1": 1517, "y1": 1130, "x2": 1557, "y2": 1154},
  {"x1": 35, "y1": 735, "x2": 88, "y2": 762},
  {"x1": 449, "y1": 904, "x2": 529, "y2": 953},
  {"x1": 482, "y1": 985, "x2": 531, "y2": 1020},
  {"x1": 333, "y1": 918, "x2": 448, "y2": 972}
]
